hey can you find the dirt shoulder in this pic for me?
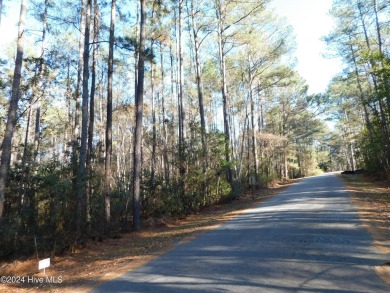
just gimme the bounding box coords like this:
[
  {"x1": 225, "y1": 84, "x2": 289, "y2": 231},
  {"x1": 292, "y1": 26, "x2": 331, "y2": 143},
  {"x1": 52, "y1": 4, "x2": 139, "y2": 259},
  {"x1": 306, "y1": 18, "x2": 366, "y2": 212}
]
[
  {"x1": 0, "y1": 180, "x2": 297, "y2": 293},
  {"x1": 340, "y1": 173, "x2": 390, "y2": 284}
]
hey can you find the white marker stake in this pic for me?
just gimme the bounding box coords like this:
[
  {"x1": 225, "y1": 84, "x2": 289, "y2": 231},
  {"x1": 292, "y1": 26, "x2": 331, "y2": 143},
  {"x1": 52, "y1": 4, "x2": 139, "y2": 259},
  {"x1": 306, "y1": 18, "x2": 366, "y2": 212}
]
[{"x1": 38, "y1": 258, "x2": 50, "y2": 275}]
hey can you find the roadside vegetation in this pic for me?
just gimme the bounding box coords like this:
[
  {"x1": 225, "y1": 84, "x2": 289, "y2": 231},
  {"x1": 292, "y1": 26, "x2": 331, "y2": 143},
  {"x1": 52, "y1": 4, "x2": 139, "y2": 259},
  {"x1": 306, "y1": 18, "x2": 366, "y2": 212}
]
[
  {"x1": 340, "y1": 173, "x2": 390, "y2": 284},
  {"x1": 0, "y1": 0, "x2": 333, "y2": 261},
  {"x1": 0, "y1": 180, "x2": 296, "y2": 293}
]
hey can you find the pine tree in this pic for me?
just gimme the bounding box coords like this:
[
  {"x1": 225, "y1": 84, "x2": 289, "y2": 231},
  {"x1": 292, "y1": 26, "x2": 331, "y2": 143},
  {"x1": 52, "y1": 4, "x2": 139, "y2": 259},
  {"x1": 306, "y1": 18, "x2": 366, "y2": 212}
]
[{"x1": 0, "y1": 0, "x2": 27, "y2": 219}]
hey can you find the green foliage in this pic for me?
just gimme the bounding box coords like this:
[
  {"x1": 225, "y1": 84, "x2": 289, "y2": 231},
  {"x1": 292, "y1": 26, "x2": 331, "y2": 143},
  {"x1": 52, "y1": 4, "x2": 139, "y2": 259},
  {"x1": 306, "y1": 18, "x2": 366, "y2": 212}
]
[
  {"x1": 0, "y1": 0, "x2": 332, "y2": 261},
  {"x1": 0, "y1": 159, "x2": 75, "y2": 259},
  {"x1": 139, "y1": 130, "x2": 232, "y2": 219},
  {"x1": 326, "y1": 0, "x2": 390, "y2": 177}
]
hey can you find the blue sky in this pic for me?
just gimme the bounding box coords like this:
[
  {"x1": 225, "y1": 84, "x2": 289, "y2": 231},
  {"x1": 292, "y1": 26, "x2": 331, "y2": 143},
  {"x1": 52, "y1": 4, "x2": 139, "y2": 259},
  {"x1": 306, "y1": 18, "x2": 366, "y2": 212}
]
[{"x1": 271, "y1": 0, "x2": 342, "y2": 94}]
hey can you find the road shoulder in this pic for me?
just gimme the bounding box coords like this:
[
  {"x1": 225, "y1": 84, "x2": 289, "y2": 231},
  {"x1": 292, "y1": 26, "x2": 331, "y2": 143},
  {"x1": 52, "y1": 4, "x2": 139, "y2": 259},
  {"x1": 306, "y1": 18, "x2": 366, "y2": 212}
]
[{"x1": 340, "y1": 173, "x2": 390, "y2": 284}]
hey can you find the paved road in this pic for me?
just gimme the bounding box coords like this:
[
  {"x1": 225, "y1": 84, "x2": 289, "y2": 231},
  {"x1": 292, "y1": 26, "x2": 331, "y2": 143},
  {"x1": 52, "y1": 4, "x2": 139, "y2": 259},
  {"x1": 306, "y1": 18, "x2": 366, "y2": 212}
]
[{"x1": 92, "y1": 173, "x2": 390, "y2": 292}]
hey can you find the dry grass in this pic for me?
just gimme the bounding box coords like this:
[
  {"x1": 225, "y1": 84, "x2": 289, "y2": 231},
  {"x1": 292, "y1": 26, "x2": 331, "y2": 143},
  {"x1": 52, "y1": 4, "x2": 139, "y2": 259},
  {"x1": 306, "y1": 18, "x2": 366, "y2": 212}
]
[
  {"x1": 340, "y1": 174, "x2": 390, "y2": 284},
  {"x1": 0, "y1": 180, "x2": 297, "y2": 293}
]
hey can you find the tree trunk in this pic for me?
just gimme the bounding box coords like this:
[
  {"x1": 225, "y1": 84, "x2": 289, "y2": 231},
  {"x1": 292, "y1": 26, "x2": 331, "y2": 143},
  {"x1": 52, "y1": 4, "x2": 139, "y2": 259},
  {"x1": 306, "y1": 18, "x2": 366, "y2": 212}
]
[
  {"x1": 77, "y1": 0, "x2": 91, "y2": 237},
  {"x1": 284, "y1": 149, "x2": 288, "y2": 179},
  {"x1": 0, "y1": 0, "x2": 27, "y2": 219},
  {"x1": 190, "y1": 0, "x2": 207, "y2": 160},
  {"x1": 134, "y1": 0, "x2": 139, "y2": 96},
  {"x1": 160, "y1": 45, "x2": 170, "y2": 183},
  {"x1": 150, "y1": 50, "x2": 157, "y2": 186},
  {"x1": 344, "y1": 110, "x2": 357, "y2": 171},
  {"x1": 248, "y1": 57, "x2": 259, "y2": 181},
  {"x1": 33, "y1": 0, "x2": 48, "y2": 164},
  {"x1": 65, "y1": 58, "x2": 72, "y2": 155},
  {"x1": 72, "y1": 0, "x2": 87, "y2": 218},
  {"x1": 74, "y1": 0, "x2": 86, "y2": 141},
  {"x1": 33, "y1": 103, "x2": 40, "y2": 162},
  {"x1": 87, "y1": 0, "x2": 99, "y2": 233},
  {"x1": 19, "y1": 104, "x2": 32, "y2": 221},
  {"x1": 132, "y1": 0, "x2": 146, "y2": 231},
  {"x1": 216, "y1": 3, "x2": 234, "y2": 193},
  {"x1": 105, "y1": 0, "x2": 115, "y2": 235},
  {"x1": 178, "y1": 0, "x2": 186, "y2": 180},
  {"x1": 237, "y1": 111, "x2": 249, "y2": 187}
]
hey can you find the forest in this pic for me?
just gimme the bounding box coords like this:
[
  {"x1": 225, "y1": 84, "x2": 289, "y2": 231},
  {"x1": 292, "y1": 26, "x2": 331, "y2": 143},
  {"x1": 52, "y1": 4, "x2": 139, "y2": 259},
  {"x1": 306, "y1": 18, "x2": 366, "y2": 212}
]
[{"x1": 0, "y1": 0, "x2": 388, "y2": 259}]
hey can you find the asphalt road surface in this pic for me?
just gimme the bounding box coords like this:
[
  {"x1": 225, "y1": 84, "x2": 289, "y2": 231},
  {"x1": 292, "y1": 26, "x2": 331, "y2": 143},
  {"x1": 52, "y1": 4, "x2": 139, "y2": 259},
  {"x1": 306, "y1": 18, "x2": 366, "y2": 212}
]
[{"x1": 92, "y1": 173, "x2": 390, "y2": 293}]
